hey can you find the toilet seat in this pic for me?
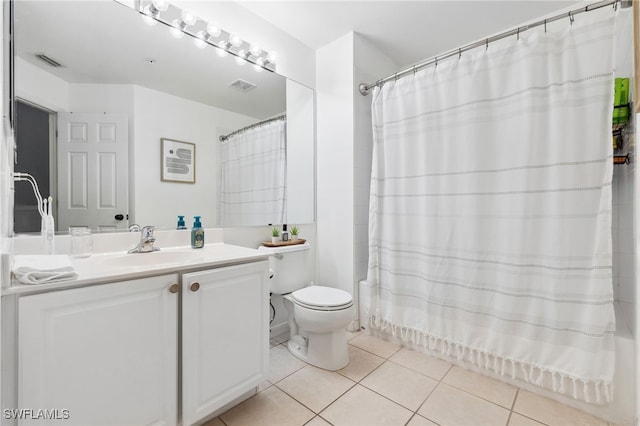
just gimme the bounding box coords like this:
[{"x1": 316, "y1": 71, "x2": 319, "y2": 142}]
[{"x1": 292, "y1": 286, "x2": 353, "y2": 311}]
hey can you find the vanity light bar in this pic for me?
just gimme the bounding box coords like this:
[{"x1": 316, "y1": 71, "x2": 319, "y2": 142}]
[{"x1": 135, "y1": 0, "x2": 276, "y2": 72}]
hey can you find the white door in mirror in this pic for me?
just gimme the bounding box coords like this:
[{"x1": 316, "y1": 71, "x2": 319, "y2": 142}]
[{"x1": 57, "y1": 112, "x2": 129, "y2": 231}]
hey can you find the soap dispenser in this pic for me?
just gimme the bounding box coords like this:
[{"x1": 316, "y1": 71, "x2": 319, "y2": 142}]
[
  {"x1": 191, "y1": 216, "x2": 205, "y2": 249},
  {"x1": 177, "y1": 215, "x2": 187, "y2": 230}
]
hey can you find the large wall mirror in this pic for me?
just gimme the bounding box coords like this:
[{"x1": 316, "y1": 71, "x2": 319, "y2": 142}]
[{"x1": 12, "y1": 0, "x2": 314, "y2": 233}]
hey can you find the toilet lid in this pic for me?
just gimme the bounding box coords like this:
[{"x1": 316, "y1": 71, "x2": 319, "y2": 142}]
[{"x1": 292, "y1": 286, "x2": 353, "y2": 310}]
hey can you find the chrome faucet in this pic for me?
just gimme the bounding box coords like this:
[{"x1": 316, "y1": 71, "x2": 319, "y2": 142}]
[{"x1": 128, "y1": 225, "x2": 159, "y2": 253}]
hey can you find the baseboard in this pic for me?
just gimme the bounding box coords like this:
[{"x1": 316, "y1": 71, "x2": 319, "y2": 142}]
[{"x1": 269, "y1": 320, "x2": 289, "y2": 338}]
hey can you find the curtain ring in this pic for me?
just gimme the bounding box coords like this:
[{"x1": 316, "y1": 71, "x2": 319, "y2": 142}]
[
  {"x1": 569, "y1": 11, "x2": 574, "y2": 25},
  {"x1": 485, "y1": 38, "x2": 489, "y2": 51},
  {"x1": 613, "y1": 0, "x2": 618, "y2": 10},
  {"x1": 458, "y1": 48, "x2": 462, "y2": 59},
  {"x1": 517, "y1": 27, "x2": 520, "y2": 40},
  {"x1": 394, "y1": 73, "x2": 399, "y2": 81},
  {"x1": 544, "y1": 19, "x2": 547, "y2": 33},
  {"x1": 435, "y1": 56, "x2": 438, "y2": 68},
  {"x1": 413, "y1": 66, "x2": 417, "y2": 75}
]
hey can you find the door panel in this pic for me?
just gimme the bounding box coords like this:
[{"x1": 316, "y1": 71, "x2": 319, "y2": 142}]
[{"x1": 57, "y1": 112, "x2": 128, "y2": 230}]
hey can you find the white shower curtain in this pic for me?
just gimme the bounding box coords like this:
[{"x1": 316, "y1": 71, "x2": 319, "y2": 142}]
[
  {"x1": 366, "y1": 11, "x2": 617, "y2": 403},
  {"x1": 220, "y1": 120, "x2": 286, "y2": 226}
]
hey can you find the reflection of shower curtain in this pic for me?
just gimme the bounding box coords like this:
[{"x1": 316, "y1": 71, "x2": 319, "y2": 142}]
[
  {"x1": 365, "y1": 11, "x2": 618, "y2": 403},
  {"x1": 220, "y1": 120, "x2": 286, "y2": 226}
]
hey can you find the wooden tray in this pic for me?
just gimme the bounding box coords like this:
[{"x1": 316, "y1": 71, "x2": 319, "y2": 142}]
[{"x1": 262, "y1": 238, "x2": 306, "y2": 247}]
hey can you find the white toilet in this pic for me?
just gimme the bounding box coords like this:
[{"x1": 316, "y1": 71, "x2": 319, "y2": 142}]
[{"x1": 258, "y1": 243, "x2": 354, "y2": 370}]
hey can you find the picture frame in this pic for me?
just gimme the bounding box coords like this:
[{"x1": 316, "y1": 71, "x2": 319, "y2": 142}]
[{"x1": 161, "y1": 138, "x2": 196, "y2": 183}]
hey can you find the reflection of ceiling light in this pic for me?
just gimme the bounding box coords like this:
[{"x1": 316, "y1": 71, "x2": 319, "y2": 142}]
[
  {"x1": 194, "y1": 32, "x2": 207, "y2": 48},
  {"x1": 235, "y1": 50, "x2": 249, "y2": 66},
  {"x1": 216, "y1": 44, "x2": 228, "y2": 57},
  {"x1": 142, "y1": 8, "x2": 158, "y2": 26},
  {"x1": 170, "y1": 20, "x2": 184, "y2": 38},
  {"x1": 267, "y1": 51, "x2": 277, "y2": 63}
]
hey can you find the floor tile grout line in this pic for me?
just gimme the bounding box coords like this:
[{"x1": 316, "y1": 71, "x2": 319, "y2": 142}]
[
  {"x1": 505, "y1": 388, "x2": 520, "y2": 426},
  {"x1": 313, "y1": 381, "x2": 360, "y2": 419},
  {"x1": 437, "y1": 377, "x2": 517, "y2": 411},
  {"x1": 273, "y1": 367, "x2": 359, "y2": 416},
  {"x1": 347, "y1": 341, "x2": 402, "y2": 361},
  {"x1": 408, "y1": 377, "x2": 443, "y2": 425},
  {"x1": 385, "y1": 356, "x2": 452, "y2": 383}
]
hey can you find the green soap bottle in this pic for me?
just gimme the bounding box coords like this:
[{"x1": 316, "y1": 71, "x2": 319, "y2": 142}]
[{"x1": 191, "y1": 216, "x2": 205, "y2": 249}]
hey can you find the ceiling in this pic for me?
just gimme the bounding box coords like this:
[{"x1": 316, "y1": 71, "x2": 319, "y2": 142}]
[
  {"x1": 15, "y1": 1, "x2": 286, "y2": 119},
  {"x1": 15, "y1": 0, "x2": 583, "y2": 115},
  {"x1": 238, "y1": 0, "x2": 580, "y2": 70}
]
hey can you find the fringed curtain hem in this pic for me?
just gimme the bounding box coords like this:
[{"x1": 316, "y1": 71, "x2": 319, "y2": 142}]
[{"x1": 368, "y1": 314, "x2": 613, "y2": 404}]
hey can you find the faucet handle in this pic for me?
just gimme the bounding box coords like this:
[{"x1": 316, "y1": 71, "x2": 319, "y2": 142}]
[
  {"x1": 141, "y1": 225, "x2": 155, "y2": 238},
  {"x1": 129, "y1": 224, "x2": 141, "y2": 232}
]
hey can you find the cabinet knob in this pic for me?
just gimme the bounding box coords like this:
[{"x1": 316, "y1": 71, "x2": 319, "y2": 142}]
[
  {"x1": 169, "y1": 283, "x2": 179, "y2": 293},
  {"x1": 190, "y1": 282, "x2": 200, "y2": 292}
]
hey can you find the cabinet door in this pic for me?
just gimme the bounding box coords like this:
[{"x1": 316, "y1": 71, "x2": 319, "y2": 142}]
[
  {"x1": 182, "y1": 261, "x2": 269, "y2": 426},
  {"x1": 18, "y1": 275, "x2": 179, "y2": 426}
]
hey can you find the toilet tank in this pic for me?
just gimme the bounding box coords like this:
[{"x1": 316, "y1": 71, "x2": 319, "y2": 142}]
[{"x1": 257, "y1": 243, "x2": 311, "y2": 294}]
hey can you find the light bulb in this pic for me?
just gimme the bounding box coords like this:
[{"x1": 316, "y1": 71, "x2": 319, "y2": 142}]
[
  {"x1": 181, "y1": 10, "x2": 197, "y2": 26},
  {"x1": 229, "y1": 33, "x2": 242, "y2": 48},
  {"x1": 194, "y1": 34, "x2": 207, "y2": 49},
  {"x1": 151, "y1": 0, "x2": 169, "y2": 12},
  {"x1": 207, "y1": 23, "x2": 221, "y2": 38},
  {"x1": 249, "y1": 44, "x2": 261, "y2": 56},
  {"x1": 235, "y1": 56, "x2": 246, "y2": 66},
  {"x1": 253, "y1": 64, "x2": 263, "y2": 72},
  {"x1": 216, "y1": 48, "x2": 228, "y2": 58},
  {"x1": 170, "y1": 20, "x2": 184, "y2": 38},
  {"x1": 267, "y1": 51, "x2": 277, "y2": 63}
]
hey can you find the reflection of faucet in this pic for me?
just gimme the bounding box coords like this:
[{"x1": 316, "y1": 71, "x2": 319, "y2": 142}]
[{"x1": 128, "y1": 225, "x2": 159, "y2": 253}]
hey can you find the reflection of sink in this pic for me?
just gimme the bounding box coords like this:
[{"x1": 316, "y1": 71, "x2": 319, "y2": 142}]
[{"x1": 98, "y1": 250, "x2": 206, "y2": 268}]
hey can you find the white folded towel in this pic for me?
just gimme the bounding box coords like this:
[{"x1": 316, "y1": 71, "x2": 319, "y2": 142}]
[{"x1": 12, "y1": 255, "x2": 78, "y2": 285}]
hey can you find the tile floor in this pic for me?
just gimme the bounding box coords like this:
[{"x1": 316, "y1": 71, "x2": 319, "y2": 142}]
[{"x1": 205, "y1": 331, "x2": 614, "y2": 426}]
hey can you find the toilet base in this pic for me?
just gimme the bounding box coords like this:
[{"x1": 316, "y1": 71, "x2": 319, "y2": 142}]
[{"x1": 287, "y1": 329, "x2": 349, "y2": 371}]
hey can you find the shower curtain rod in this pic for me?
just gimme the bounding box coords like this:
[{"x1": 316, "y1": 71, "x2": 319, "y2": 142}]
[
  {"x1": 219, "y1": 114, "x2": 286, "y2": 142},
  {"x1": 359, "y1": 0, "x2": 624, "y2": 96}
]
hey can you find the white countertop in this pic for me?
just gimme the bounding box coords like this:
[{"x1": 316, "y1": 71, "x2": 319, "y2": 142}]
[{"x1": 6, "y1": 243, "x2": 270, "y2": 296}]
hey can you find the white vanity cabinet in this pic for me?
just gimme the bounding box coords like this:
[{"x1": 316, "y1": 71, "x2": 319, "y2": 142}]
[
  {"x1": 11, "y1": 259, "x2": 269, "y2": 426},
  {"x1": 17, "y1": 274, "x2": 179, "y2": 426},
  {"x1": 182, "y1": 261, "x2": 269, "y2": 426}
]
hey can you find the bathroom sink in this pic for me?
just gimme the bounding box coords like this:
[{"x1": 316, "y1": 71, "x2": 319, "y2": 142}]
[{"x1": 95, "y1": 250, "x2": 206, "y2": 268}]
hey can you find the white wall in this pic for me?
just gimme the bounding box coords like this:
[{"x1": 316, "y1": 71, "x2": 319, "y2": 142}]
[
  {"x1": 353, "y1": 35, "x2": 398, "y2": 284},
  {"x1": 316, "y1": 33, "x2": 355, "y2": 298},
  {"x1": 14, "y1": 57, "x2": 69, "y2": 112},
  {"x1": 285, "y1": 79, "x2": 315, "y2": 224},
  {"x1": 315, "y1": 32, "x2": 397, "y2": 330},
  {"x1": 132, "y1": 85, "x2": 256, "y2": 229}
]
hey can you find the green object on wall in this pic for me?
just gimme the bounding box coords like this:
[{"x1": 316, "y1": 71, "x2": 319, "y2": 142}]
[{"x1": 613, "y1": 78, "x2": 630, "y2": 125}]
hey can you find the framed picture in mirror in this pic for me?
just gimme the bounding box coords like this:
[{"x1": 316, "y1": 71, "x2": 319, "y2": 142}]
[{"x1": 161, "y1": 138, "x2": 196, "y2": 183}]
